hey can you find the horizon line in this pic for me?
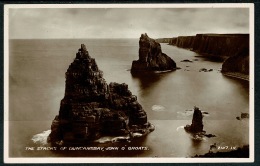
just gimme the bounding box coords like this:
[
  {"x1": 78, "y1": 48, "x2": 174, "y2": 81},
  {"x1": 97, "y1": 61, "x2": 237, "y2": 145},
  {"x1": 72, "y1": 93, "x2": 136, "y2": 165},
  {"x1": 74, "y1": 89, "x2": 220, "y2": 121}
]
[{"x1": 9, "y1": 33, "x2": 250, "y2": 40}]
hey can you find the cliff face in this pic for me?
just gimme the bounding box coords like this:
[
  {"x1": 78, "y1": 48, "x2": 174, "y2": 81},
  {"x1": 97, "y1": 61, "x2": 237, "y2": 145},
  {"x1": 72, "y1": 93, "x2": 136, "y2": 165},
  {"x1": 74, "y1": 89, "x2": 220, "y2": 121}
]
[
  {"x1": 175, "y1": 36, "x2": 196, "y2": 49},
  {"x1": 49, "y1": 44, "x2": 154, "y2": 144},
  {"x1": 193, "y1": 34, "x2": 249, "y2": 60},
  {"x1": 169, "y1": 34, "x2": 249, "y2": 76},
  {"x1": 170, "y1": 34, "x2": 249, "y2": 60},
  {"x1": 221, "y1": 47, "x2": 249, "y2": 75},
  {"x1": 131, "y1": 33, "x2": 176, "y2": 72}
]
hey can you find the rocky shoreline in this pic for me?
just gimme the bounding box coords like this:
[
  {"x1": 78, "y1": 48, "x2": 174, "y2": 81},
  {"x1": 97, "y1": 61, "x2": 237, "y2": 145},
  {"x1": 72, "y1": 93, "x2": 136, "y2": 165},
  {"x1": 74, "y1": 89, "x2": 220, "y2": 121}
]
[
  {"x1": 194, "y1": 145, "x2": 249, "y2": 158},
  {"x1": 222, "y1": 72, "x2": 249, "y2": 81},
  {"x1": 161, "y1": 33, "x2": 250, "y2": 81}
]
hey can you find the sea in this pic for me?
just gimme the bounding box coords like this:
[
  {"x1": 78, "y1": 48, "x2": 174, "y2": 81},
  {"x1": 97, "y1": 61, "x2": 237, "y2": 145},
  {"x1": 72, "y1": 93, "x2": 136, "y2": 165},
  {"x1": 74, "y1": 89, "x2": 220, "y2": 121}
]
[{"x1": 8, "y1": 39, "x2": 249, "y2": 158}]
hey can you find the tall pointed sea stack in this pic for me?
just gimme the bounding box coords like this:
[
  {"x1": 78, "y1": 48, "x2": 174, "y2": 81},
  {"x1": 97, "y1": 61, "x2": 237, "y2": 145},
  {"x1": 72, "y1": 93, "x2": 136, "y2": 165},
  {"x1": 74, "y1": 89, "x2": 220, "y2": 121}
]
[
  {"x1": 48, "y1": 44, "x2": 154, "y2": 145},
  {"x1": 184, "y1": 106, "x2": 204, "y2": 133},
  {"x1": 131, "y1": 33, "x2": 176, "y2": 72}
]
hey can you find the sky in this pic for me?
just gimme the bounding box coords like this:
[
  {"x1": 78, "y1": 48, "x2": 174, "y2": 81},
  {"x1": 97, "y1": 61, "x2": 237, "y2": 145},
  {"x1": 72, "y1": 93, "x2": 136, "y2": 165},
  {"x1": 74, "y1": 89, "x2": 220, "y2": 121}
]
[{"x1": 8, "y1": 7, "x2": 250, "y2": 39}]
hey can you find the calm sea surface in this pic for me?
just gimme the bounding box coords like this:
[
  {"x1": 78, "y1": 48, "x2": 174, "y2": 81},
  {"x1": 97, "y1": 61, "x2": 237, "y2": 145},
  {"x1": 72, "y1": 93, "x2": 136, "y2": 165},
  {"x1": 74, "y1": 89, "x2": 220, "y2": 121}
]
[{"x1": 9, "y1": 39, "x2": 249, "y2": 157}]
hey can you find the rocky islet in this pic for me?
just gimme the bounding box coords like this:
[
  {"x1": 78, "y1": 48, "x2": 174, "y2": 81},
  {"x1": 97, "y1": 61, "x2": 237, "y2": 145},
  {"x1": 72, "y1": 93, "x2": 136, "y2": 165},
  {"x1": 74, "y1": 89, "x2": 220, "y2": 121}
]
[
  {"x1": 131, "y1": 33, "x2": 177, "y2": 72},
  {"x1": 48, "y1": 44, "x2": 154, "y2": 145}
]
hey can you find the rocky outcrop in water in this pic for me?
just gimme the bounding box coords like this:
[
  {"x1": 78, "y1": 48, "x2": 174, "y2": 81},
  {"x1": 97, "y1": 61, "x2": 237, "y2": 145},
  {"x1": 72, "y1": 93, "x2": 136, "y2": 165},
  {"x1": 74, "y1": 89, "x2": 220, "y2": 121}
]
[
  {"x1": 131, "y1": 33, "x2": 176, "y2": 72},
  {"x1": 184, "y1": 106, "x2": 204, "y2": 133},
  {"x1": 48, "y1": 44, "x2": 154, "y2": 145}
]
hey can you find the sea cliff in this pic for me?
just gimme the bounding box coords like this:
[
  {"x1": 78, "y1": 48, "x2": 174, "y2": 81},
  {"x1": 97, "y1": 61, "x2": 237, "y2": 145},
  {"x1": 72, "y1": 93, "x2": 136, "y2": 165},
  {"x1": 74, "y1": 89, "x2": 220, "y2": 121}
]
[{"x1": 168, "y1": 34, "x2": 249, "y2": 80}]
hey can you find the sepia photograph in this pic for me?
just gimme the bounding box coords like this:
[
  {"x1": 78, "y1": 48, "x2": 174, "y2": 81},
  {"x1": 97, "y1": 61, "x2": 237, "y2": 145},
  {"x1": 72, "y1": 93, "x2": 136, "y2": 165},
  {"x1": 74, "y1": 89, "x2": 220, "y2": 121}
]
[{"x1": 4, "y1": 4, "x2": 254, "y2": 163}]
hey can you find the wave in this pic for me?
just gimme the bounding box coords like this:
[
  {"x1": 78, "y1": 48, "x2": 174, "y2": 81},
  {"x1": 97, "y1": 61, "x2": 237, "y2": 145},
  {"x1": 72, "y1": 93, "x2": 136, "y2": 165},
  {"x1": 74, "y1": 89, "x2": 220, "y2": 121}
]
[
  {"x1": 176, "y1": 126, "x2": 185, "y2": 131},
  {"x1": 152, "y1": 105, "x2": 165, "y2": 112},
  {"x1": 31, "y1": 130, "x2": 51, "y2": 145},
  {"x1": 191, "y1": 134, "x2": 207, "y2": 141},
  {"x1": 154, "y1": 70, "x2": 172, "y2": 73}
]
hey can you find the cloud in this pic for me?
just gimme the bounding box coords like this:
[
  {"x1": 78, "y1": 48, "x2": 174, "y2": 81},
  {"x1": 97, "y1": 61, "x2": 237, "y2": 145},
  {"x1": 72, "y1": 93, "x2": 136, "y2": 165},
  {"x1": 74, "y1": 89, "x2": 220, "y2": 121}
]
[{"x1": 8, "y1": 7, "x2": 249, "y2": 39}]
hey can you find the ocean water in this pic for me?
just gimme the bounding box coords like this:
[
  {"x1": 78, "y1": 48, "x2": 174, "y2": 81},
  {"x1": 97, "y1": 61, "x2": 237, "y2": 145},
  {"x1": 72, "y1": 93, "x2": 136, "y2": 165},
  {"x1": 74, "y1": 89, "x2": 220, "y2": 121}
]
[{"x1": 8, "y1": 39, "x2": 249, "y2": 157}]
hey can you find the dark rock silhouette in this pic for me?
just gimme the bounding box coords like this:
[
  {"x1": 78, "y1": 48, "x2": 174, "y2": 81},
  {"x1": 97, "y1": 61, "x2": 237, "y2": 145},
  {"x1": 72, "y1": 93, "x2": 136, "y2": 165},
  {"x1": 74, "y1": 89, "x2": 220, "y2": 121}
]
[
  {"x1": 181, "y1": 59, "x2": 193, "y2": 63},
  {"x1": 169, "y1": 34, "x2": 249, "y2": 80},
  {"x1": 131, "y1": 33, "x2": 176, "y2": 72},
  {"x1": 169, "y1": 34, "x2": 249, "y2": 61},
  {"x1": 48, "y1": 44, "x2": 154, "y2": 145},
  {"x1": 194, "y1": 145, "x2": 249, "y2": 158},
  {"x1": 236, "y1": 112, "x2": 249, "y2": 120},
  {"x1": 221, "y1": 47, "x2": 249, "y2": 75},
  {"x1": 184, "y1": 106, "x2": 204, "y2": 133}
]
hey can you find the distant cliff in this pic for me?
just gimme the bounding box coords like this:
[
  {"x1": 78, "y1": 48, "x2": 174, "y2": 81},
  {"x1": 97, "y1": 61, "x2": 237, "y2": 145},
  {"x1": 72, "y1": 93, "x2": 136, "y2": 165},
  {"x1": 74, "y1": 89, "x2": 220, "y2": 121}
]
[
  {"x1": 155, "y1": 38, "x2": 172, "y2": 43},
  {"x1": 169, "y1": 34, "x2": 249, "y2": 79},
  {"x1": 131, "y1": 33, "x2": 176, "y2": 72},
  {"x1": 173, "y1": 36, "x2": 196, "y2": 49},
  {"x1": 170, "y1": 34, "x2": 249, "y2": 60}
]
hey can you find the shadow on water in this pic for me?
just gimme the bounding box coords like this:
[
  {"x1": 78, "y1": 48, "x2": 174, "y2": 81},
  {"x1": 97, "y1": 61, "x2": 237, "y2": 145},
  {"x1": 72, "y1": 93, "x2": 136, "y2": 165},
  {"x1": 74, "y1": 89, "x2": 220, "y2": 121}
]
[
  {"x1": 221, "y1": 74, "x2": 249, "y2": 99},
  {"x1": 131, "y1": 70, "x2": 175, "y2": 92},
  {"x1": 191, "y1": 139, "x2": 203, "y2": 149},
  {"x1": 194, "y1": 55, "x2": 225, "y2": 62}
]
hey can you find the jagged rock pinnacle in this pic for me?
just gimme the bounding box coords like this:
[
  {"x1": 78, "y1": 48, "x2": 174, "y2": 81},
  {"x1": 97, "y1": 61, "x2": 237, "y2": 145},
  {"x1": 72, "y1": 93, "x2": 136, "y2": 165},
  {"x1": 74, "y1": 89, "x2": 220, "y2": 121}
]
[
  {"x1": 48, "y1": 44, "x2": 154, "y2": 145},
  {"x1": 131, "y1": 33, "x2": 176, "y2": 72}
]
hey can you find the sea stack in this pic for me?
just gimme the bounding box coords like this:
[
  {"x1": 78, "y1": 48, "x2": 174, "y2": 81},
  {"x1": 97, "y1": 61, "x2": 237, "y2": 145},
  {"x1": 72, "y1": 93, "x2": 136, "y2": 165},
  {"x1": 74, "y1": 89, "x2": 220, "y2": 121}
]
[
  {"x1": 48, "y1": 44, "x2": 154, "y2": 145},
  {"x1": 131, "y1": 33, "x2": 176, "y2": 72},
  {"x1": 184, "y1": 106, "x2": 204, "y2": 133}
]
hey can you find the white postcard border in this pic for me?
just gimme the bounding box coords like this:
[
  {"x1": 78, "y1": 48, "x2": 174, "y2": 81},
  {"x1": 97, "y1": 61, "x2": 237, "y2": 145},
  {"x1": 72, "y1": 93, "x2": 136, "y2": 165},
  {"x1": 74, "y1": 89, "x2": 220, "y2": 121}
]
[{"x1": 3, "y1": 3, "x2": 255, "y2": 163}]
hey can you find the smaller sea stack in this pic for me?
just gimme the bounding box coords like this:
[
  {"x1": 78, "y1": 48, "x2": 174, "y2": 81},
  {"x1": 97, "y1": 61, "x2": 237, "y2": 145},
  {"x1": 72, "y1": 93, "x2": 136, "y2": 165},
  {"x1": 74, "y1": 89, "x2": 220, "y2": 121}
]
[
  {"x1": 131, "y1": 33, "x2": 176, "y2": 72},
  {"x1": 185, "y1": 106, "x2": 204, "y2": 133}
]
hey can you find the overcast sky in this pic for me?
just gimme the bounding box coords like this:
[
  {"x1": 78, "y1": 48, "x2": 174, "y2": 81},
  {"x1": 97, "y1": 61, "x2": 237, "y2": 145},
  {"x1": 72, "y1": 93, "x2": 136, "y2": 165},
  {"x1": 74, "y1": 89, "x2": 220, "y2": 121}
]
[{"x1": 9, "y1": 8, "x2": 249, "y2": 39}]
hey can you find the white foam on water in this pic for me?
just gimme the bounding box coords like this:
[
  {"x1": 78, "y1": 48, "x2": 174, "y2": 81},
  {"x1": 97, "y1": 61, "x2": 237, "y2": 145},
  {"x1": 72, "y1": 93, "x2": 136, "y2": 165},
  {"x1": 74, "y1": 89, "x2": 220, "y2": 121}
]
[
  {"x1": 132, "y1": 132, "x2": 143, "y2": 137},
  {"x1": 94, "y1": 136, "x2": 113, "y2": 143},
  {"x1": 95, "y1": 136, "x2": 130, "y2": 143},
  {"x1": 152, "y1": 105, "x2": 165, "y2": 112},
  {"x1": 154, "y1": 70, "x2": 172, "y2": 73},
  {"x1": 176, "y1": 126, "x2": 185, "y2": 131},
  {"x1": 111, "y1": 136, "x2": 130, "y2": 142},
  {"x1": 31, "y1": 130, "x2": 51, "y2": 145},
  {"x1": 191, "y1": 134, "x2": 207, "y2": 141}
]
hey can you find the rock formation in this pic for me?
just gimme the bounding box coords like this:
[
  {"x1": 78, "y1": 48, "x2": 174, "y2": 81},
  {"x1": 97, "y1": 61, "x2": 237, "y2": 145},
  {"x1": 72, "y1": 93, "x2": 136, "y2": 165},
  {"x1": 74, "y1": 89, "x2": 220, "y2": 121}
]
[
  {"x1": 131, "y1": 33, "x2": 176, "y2": 72},
  {"x1": 184, "y1": 106, "x2": 204, "y2": 133},
  {"x1": 174, "y1": 36, "x2": 196, "y2": 49},
  {"x1": 194, "y1": 145, "x2": 249, "y2": 158},
  {"x1": 169, "y1": 34, "x2": 249, "y2": 61},
  {"x1": 221, "y1": 47, "x2": 249, "y2": 75},
  {"x1": 169, "y1": 34, "x2": 249, "y2": 80},
  {"x1": 48, "y1": 44, "x2": 154, "y2": 145}
]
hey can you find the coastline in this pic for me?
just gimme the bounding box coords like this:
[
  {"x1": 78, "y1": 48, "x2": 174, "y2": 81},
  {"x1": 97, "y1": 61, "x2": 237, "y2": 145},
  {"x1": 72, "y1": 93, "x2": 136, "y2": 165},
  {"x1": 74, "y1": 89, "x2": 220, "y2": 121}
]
[
  {"x1": 222, "y1": 72, "x2": 249, "y2": 82},
  {"x1": 194, "y1": 145, "x2": 249, "y2": 158}
]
